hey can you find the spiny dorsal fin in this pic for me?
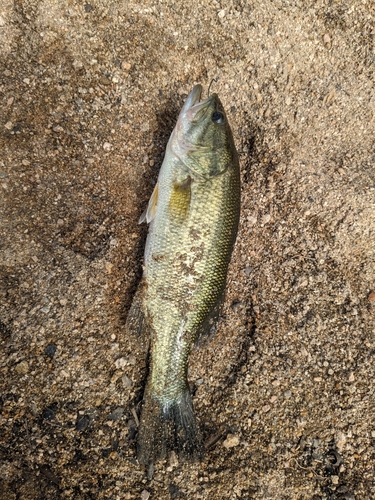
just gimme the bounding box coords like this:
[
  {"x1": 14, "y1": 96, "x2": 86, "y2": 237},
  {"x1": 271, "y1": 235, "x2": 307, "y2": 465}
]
[{"x1": 139, "y1": 183, "x2": 159, "y2": 224}]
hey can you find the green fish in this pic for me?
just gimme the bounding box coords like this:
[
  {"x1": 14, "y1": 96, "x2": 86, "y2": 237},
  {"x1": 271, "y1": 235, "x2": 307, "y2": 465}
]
[{"x1": 127, "y1": 84, "x2": 240, "y2": 465}]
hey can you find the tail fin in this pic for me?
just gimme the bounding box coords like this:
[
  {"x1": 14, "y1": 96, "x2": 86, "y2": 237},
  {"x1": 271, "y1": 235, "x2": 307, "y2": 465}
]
[{"x1": 137, "y1": 389, "x2": 203, "y2": 465}]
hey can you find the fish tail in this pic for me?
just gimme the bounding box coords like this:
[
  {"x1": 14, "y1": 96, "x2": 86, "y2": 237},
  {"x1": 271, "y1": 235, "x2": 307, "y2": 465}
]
[{"x1": 137, "y1": 388, "x2": 203, "y2": 465}]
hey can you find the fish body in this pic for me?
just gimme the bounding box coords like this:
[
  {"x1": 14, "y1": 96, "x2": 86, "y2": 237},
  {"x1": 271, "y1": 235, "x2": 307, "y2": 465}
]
[{"x1": 128, "y1": 85, "x2": 240, "y2": 465}]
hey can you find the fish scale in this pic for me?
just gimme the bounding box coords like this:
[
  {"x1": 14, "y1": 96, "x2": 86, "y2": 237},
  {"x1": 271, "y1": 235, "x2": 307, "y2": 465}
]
[{"x1": 127, "y1": 84, "x2": 240, "y2": 465}]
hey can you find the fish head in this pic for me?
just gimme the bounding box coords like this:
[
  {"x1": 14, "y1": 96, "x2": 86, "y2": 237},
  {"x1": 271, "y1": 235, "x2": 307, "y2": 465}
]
[{"x1": 170, "y1": 84, "x2": 237, "y2": 179}]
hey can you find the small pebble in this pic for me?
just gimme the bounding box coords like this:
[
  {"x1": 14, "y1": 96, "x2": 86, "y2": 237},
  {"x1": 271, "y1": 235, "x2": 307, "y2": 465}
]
[
  {"x1": 335, "y1": 431, "x2": 347, "y2": 452},
  {"x1": 247, "y1": 216, "x2": 257, "y2": 226},
  {"x1": 42, "y1": 407, "x2": 56, "y2": 420},
  {"x1": 99, "y1": 76, "x2": 111, "y2": 85},
  {"x1": 107, "y1": 407, "x2": 124, "y2": 421},
  {"x1": 122, "y1": 374, "x2": 133, "y2": 389},
  {"x1": 168, "y1": 450, "x2": 178, "y2": 468},
  {"x1": 44, "y1": 343, "x2": 57, "y2": 358},
  {"x1": 115, "y1": 357, "x2": 127, "y2": 369},
  {"x1": 261, "y1": 214, "x2": 271, "y2": 224},
  {"x1": 76, "y1": 414, "x2": 91, "y2": 431},
  {"x1": 128, "y1": 356, "x2": 136, "y2": 366},
  {"x1": 331, "y1": 475, "x2": 339, "y2": 485},
  {"x1": 141, "y1": 490, "x2": 150, "y2": 500},
  {"x1": 367, "y1": 291, "x2": 375, "y2": 302},
  {"x1": 245, "y1": 265, "x2": 253, "y2": 277},
  {"x1": 15, "y1": 360, "x2": 29, "y2": 375},
  {"x1": 223, "y1": 434, "x2": 240, "y2": 448}
]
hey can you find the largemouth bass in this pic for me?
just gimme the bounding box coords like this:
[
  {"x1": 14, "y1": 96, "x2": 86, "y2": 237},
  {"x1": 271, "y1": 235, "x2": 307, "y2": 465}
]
[{"x1": 127, "y1": 84, "x2": 240, "y2": 465}]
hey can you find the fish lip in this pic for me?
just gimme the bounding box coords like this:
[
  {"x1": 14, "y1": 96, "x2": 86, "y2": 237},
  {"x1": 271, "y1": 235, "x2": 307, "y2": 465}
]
[
  {"x1": 187, "y1": 94, "x2": 216, "y2": 122},
  {"x1": 186, "y1": 84, "x2": 203, "y2": 108},
  {"x1": 178, "y1": 85, "x2": 202, "y2": 117},
  {"x1": 181, "y1": 85, "x2": 217, "y2": 122}
]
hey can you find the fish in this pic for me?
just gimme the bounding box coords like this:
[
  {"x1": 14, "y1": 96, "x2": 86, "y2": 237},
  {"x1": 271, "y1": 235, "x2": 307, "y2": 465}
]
[{"x1": 126, "y1": 84, "x2": 241, "y2": 466}]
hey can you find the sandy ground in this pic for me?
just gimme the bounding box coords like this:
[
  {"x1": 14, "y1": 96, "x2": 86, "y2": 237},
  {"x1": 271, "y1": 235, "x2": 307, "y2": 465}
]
[{"x1": 1, "y1": 1, "x2": 375, "y2": 498}]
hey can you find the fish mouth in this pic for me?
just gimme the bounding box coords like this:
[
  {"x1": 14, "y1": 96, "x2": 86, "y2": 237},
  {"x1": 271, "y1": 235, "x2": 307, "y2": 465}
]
[
  {"x1": 183, "y1": 84, "x2": 203, "y2": 110},
  {"x1": 180, "y1": 85, "x2": 216, "y2": 122}
]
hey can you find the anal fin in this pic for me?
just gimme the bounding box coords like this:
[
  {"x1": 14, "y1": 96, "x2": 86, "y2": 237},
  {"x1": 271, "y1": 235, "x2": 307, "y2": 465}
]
[
  {"x1": 194, "y1": 290, "x2": 225, "y2": 347},
  {"x1": 125, "y1": 284, "x2": 148, "y2": 337}
]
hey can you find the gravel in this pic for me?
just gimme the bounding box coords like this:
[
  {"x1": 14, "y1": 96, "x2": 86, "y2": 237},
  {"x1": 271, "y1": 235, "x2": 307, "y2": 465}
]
[{"x1": 1, "y1": 0, "x2": 375, "y2": 498}]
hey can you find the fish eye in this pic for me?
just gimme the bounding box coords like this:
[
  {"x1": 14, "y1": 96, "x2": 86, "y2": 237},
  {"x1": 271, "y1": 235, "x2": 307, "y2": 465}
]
[{"x1": 211, "y1": 111, "x2": 224, "y2": 124}]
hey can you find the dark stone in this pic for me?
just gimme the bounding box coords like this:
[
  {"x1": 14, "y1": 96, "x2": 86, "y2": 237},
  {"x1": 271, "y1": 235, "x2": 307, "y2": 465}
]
[
  {"x1": 39, "y1": 465, "x2": 60, "y2": 486},
  {"x1": 75, "y1": 414, "x2": 91, "y2": 431},
  {"x1": 169, "y1": 483, "x2": 184, "y2": 499},
  {"x1": 107, "y1": 407, "x2": 124, "y2": 421},
  {"x1": 127, "y1": 419, "x2": 137, "y2": 442},
  {"x1": 0, "y1": 321, "x2": 11, "y2": 339},
  {"x1": 73, "y1": 449, "x2": 86, "y2": 463},
  {"x1": 44, "y1": 343, "x2": 57, "y2": 358},
  {"x1": 42, "y1": 403, "x2": 57, "y2": 420}
]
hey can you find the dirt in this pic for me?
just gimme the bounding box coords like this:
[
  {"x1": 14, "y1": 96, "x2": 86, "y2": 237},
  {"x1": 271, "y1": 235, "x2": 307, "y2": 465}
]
[{"x1": 1, "y1": 1, "x2": 375, "y2": 499}]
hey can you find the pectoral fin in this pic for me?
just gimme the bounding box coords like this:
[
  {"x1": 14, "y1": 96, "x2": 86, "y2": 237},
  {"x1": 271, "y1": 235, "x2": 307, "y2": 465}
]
[
  {"x1": 168, "y1": 176, "x2": 192, "y2": 222},
  {"x1": 139, "y1": 183, "x2": 159, "y2": 224}
]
